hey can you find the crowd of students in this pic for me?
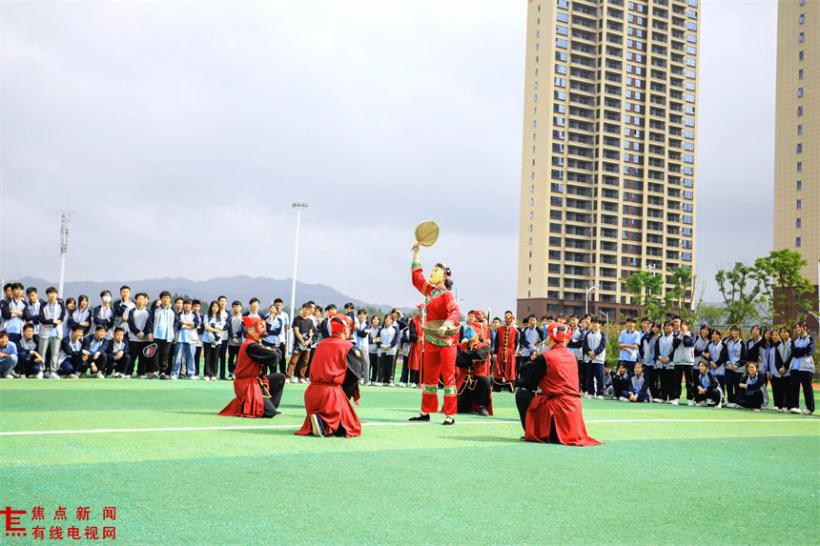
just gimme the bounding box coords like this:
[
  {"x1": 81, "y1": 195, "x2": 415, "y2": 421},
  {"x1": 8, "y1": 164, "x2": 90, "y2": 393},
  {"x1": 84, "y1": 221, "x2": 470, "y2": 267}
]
[
  {"x1": 0, "y1": 281, "x2": 815, "y2": 416},
  {"x1": 506, "y1": 313, "x2": 816, "y2": 415}
]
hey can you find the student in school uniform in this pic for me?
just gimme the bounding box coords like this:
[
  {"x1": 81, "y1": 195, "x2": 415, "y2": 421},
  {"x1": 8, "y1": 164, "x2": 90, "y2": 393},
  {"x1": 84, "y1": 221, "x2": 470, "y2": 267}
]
[
  {"x1": 225, "y1": 300, "x2": 245, "y2": 380},
  {"x1": 2, "y1": 282, "x2": 28, "y2": 343},
  {"x1": 113, "y1": 285, "x2": 135, "y2": 336},
  {"x1": 0, "y1": 331, "x2": 19, "y2": 379},
  {"x1": 151, "y1": 291, "x2": 178, "y2": 379},
  {"x1": 377, "y1": 314, "x2": 400, "y2": 386},
  {"x1": 267, "y1": 298, "x2": 289, "y2": 374},
  {"x1": 693, "y1": 361, "x2": 722, "y2": 408},
  {"x1": 368, "y1": 315, "x2": 381, "y2": 384},
  {"x1": 771, "y1": 327, "x2": 794, "y2": 412},
  {"x1": 202, "y1": 300, "x2": 227, "y2": 382},
  {"x1": 82, "y1": 325, "x2": 110, "y2": 378},
  {"x1": 641, "y1": 322, "x2": 660, "y2": 401},
  {"x1": 610, "y1": 363, "x2": 630, "y2": 400},
  {"x1": 567, "y1": 316, "x2": 587, "y2": 394},
  {"x1": 127, "y1": 293, "x2": 153, "y2": 378},
  {"x1": 702, "y1": 328, "x2": 726, "y2": 388},
  {"x1": 788, "y1": 321, "x2": 815, "y2": 415},
  {"x1": 353, "y1": 309, "x2": 372, "y2": 385},
  {"x1": 736, "y1": 362, "x2": 766, "y2": 410},
  {"x1": 57, "y1": 325, "x2": 86, "y2": 378},
  {"x1": 191, "y1": 300, "x2": 204, "y2": 377},
  {"x1": 617, "y1": 318, "x2": 642, "y2": 376},
  {"x1": 93, "y1": 290, "x2": 116, "y2": 339},
  {"x1": 107, "y1": 327, "x2": 132, "y2": 378},
  {"x1": 216, "y1": 296, "x2": 231, "y2": 377},
  {"x1": 23, "y1": 287, "x2": 45, "y2": 336},
  {"x1": 654, "y1": 322, "x2": 676, "y2": 403},
  {"x1": 37, "y1": 287, "x2": 66, "y2": 379},
  {"x1": 745, "y1": 325, "x2": 767, "y2": 409},
  {"x1": 172, "y1": 299, "x2": 199, "y2": 380},
  {"x1": 62, "y1": 298, "x2": 76, "y2": 339},
  {"x1": 582, "y1": 317, "x2": 607, "y2": 399},
  {"x1": 17, "y1": 324, "x2": 44, "y2": 378},
  {"x1": 68, "y1": 295, "x2": 92, "y2": 336},
  {"x1": 288, "y1": 303, "x2": 315, "y2": 383},
  {"x1": 519, "y1": 315, "x2": 543, "y2": 369},
  {"x1": 619, "y1": 362, "x2": 650, "y2": 403},
  {"x1": 723, "y1": 325, "x2": 747, "y2": 408},
  {"x1": 671, "y1": 320, "x2": 696, "y2": 406}
]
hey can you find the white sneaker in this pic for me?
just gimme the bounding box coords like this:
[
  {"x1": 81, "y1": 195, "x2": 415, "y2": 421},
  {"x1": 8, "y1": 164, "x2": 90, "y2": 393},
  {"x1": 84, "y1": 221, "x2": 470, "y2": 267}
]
[
  {"x1": 670, "y1": 399, "x2": 679, "y2": 406},
  {"x1": 36, "y1": 371, "x2": 44, "y2": 379},
  {"x1": 803, "y1": 409, "x2": 813, "y2": 415},
  {"x1": 122, "y1": 374, "x2": 130, "y2": 379},
  {"x1": 753, "y1": 409, "x2": 761, "y2": 413},
  {"x1": 715, "y1": 402, "x2": 722, "y2": 409},
  {"x1": 790, "y1": 407, "x2": 801, "y2": 414},
  {"x1": 398, "y1": 382, "x2": 407, "y2": 388},
  {"x1": 687, "y1": 400, "x2": 695, "y2": 407},
  {"x1": 652, "y1": 398, "x2": 663, "y2": 404},
  {"x1": 372, "y1": 382, "x2": 382, "y2": 387},
  {"x1": 190, "y1": 375, "x2": 199, "y2": 380},
  {"x1": 695, "y1": 402, "x2": 705, "y2": 407},
  {"x1": 3, "y1": 374, "x2": 13, "y2": 379},
  {"x1": 773, "y1": 406, "x2": 781, "y2": 412},
  {"x1": 69, "y1": 373, "x2": 79, "y2": 379},
  {"x1": 96, "y1": 372, "x2": 105, "y2": 379},
  {"x1": 618, "y1": 396, "x2": 628, "y2": 402},
  {"x1": 50, "y1": 373, "x2": 62, "y2": 380},
  {"x1": 139, "y1": 375, "x2": 147, "y2": 379},
  {"x1": 595, "y1": 395, "x2": 604, "y2": 400},
  {"x1": 409, "y1": 383, "x2": 418, "y2": 388},
  {"x1": 170, "y1": 375, "x2": 179, "y2": 380}
]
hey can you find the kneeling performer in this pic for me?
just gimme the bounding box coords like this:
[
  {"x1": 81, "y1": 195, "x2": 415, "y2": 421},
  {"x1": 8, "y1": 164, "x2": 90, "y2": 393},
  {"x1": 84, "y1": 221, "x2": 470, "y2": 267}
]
[
  {"x1": 296, "y1": 314, "x2": 365, "y2": 438},
  {"x1": 219, "y1": 316, "x2": 285, "y2": 418},
  {"x1": 516, "y1": 322, "x2": 601, "y2": 446},
  {"x1": 456, "y1": 327, "x2": 493, "y2": 416}
]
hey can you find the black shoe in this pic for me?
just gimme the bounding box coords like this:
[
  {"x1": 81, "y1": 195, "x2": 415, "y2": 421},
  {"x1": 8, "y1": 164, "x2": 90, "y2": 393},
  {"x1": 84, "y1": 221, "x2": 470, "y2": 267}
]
[
  {"x1": 273, "y1": 410, "x2": 282, "y2": 416},
  {"x1": 478, "y1": 407, "x2": 490, "y2": 417},
  {"x1": 442, "y1": 416, "x2": 455, "y2": 425},
  {"x1": 409, "y1": 414, "x2": 430, "y2": 422}
]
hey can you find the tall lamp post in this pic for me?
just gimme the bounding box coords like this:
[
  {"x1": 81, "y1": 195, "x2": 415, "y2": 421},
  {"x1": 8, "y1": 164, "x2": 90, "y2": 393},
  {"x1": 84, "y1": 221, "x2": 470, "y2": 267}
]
[
  {"x1": 287, "y1": 202, "x2": 309, "y2": 356},
  {"x1": 58, "y1": 209, "x2": 73, "y2": 298},
  {"x1": 585, "y1": 284, "x2": 599, "y2": 316}
]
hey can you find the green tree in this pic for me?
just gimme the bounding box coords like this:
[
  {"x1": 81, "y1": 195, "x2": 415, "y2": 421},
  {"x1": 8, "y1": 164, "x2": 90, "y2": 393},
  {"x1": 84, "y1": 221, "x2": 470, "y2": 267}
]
[
  {"x1": 622, "y1": 271, "x2": 663, "y2": 320},
  {"x1": 696, "y1": 304, "x2": 724, "y2": 327},
  {"x1": 715, "y1": 262, "x2": 761, "y2": 326},
  {"x1": 753, "y1": 249, "x2": 814, "y2": 325},
  {"x1": 665, "y1": 266, "x2": 694, "y2": 321}
]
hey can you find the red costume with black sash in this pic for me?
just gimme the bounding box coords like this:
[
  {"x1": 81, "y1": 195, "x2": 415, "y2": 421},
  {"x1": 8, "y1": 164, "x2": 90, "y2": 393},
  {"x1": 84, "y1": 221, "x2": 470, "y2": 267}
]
[
  {"x1": 456, "y1": 339, "x2": 494, "y2": 415},
  {"x1": 219, "y1": 337, "x2": 278, "y2": 418},
  {"x1": 295, "y1": 335, "x2": 362, "y2": 437},
  {"x1": 411, "y1": 263, "x2": 461, "y2": 415},
  {"x1": 523, "y1": 344, "x2": 601, "y2": 446}
]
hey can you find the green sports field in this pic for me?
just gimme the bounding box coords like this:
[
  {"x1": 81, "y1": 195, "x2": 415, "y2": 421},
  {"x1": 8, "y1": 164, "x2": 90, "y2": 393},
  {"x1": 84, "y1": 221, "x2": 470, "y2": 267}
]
[{"x1": 1, "y1": 380, "x2": 818, "y2": 545}]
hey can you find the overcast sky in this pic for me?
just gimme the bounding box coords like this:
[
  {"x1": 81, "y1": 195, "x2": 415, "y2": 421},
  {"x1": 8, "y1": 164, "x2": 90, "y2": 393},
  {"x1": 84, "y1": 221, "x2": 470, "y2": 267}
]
[{"x1": 0, "y1": 0, "x2": 777, "y2": 313}]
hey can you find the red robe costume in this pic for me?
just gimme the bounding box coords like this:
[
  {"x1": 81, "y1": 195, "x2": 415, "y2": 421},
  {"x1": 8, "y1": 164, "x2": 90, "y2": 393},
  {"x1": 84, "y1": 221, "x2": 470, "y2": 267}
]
[
  {"x1": 523, "y1": 343, "x2": 601, "y2": 447},
  {"x1": 407, "y1": 314, "x2": 424, "y2": 373},
  {"x1": 411, "y1": 262, "x2": 461, "y2": 415},
  {"x1": 219, "y1": 337, "x2": 274, "y2": 418},
  {"x1": 295, "y1": 335, "x2": 362, "y2": 438},
  {"x1": 494, "y1": 323, "x2": 519, "y2": 383}
]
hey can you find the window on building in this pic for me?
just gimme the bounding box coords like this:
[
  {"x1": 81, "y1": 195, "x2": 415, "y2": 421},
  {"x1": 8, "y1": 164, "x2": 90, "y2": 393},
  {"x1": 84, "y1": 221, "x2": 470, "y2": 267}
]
[
  {"x1": 799, "y1": 32, "x2": 805, "y2": 43},
  {"x1": 797, "y1": 105, "x2": 803, "y2": 116},
  {"x1": 798, "y1": 124, "x2": 803, "y2": 135},
  {"x1": 797, "y1": 199, "x2": 802, "y2": 210},
  {"x1": 799, "y1": 14, "x2": 805, "y2": 24},
  {"x1": 797, "y1": 143, "x2": 803, "y2": 153},
  {"x1": 796, "y1": 218, "x2": 802, "y2": 229},
  {"x1": 798, "y1": 87, "x2": 803, "y2": 98},
  {"x1": 797, "y1": 180, "x2": 802, "y2": 191},
  {"x1": 797, "y1": 161, "x2": 803, "y2": 172},
  {"x1": 796, "y1": 237, "x2": 802, "y2": 248},
  {"x1": 799, "y1": 50, "x2": 804, "y2": 60},
  {"x1": 799, "y1": 68, "x2": 804, "y2": 79}
]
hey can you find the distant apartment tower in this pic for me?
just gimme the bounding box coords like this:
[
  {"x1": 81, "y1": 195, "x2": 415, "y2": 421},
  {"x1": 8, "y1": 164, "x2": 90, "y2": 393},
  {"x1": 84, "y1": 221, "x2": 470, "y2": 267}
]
[
  {"x1": 517, "y1": 0, "x2": 699, "y2": 321},
  {"x1": 773, "y1": 0, "x2": 819, "y2": 324}
]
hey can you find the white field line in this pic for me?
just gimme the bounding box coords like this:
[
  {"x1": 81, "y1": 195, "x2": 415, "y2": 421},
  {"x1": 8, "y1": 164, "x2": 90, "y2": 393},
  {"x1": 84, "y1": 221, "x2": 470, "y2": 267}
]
[{"x1": 0, "y1": 418, "x2": 815, "y2": 437}]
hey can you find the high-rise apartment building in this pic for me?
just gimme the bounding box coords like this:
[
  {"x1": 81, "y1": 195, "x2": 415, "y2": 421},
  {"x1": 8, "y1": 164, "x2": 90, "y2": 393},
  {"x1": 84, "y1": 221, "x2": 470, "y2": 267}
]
[
  {"x1": 774, "y1": 0, "x2": 819, "y2": 323},
  {"x1": 517, "y1": 0, "x2": 699, "y2": 321}
]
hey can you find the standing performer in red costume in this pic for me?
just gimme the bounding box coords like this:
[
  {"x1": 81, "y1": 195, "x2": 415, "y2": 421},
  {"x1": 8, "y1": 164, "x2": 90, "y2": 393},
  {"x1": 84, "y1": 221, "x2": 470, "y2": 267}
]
[
  {"x1": 493, "y1": 311, "x2": 519, "y2": 392},
  {"x1": 295, "y1": 314, "x2": 366, "y2": 438},
  {"x1": 516, "y1": 322, "x2": 601, "y2": 446},
  {"x1": 405, "y1": 306, "x2": 424, "y2": 387},
  {"x1": 409, "y1": 242, "x2": 461, "y2": 425},
  {"x1": 219, "y1": 316, "x2": 285, "y2": 418}
]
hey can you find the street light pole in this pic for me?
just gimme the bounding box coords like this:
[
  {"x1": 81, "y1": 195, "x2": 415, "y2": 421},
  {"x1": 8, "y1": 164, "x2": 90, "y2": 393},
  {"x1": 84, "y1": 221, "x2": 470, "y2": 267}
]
[
  {"x1": 287, "y1": 202, "x2": 309, "y2": 356},
  {"x1": 585, "y1": 284, "x2": 599, "y2": 316},
  {"x1": 58, "y1": 209, "x2": 73, "y2": 298}
]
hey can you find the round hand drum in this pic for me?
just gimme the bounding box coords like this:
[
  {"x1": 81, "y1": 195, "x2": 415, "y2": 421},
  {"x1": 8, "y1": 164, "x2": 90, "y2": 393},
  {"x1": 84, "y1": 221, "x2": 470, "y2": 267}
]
[{"x1": 414, "y1": 220, "x2": 440, "y2": 247}]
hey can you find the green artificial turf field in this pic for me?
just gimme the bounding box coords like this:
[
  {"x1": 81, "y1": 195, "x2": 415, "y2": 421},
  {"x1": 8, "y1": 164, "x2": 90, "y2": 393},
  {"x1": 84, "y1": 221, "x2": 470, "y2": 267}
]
[{"x1": 1, "y1": 379, "x2": 818, "y2": 545}]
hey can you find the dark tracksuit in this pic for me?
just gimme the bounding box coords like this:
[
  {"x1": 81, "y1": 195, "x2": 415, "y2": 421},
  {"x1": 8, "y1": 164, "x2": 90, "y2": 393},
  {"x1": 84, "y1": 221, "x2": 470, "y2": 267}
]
[
  {"x1": 736, "y1": 372, "x2": 766, "y2": 410},
  {"x1": 694, "y1": 370, "x2": 722, "y2": 405}
]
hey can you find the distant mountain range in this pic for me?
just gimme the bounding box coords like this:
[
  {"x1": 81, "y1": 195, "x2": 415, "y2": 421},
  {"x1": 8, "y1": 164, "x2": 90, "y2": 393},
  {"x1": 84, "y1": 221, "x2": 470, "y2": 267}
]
[{"x1": 14, "y1": 276, "x2": 401, "y2": 312}]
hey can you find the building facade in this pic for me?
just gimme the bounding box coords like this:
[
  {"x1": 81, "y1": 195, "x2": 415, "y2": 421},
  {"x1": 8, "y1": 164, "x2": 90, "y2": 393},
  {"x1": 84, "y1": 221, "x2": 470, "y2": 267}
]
[
  {"x1": 774, "y1": 0, "x2": 819, "y2": 325},
  {"x1": 517, "y1": 0, "x2": 699, "y2": 321}
]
